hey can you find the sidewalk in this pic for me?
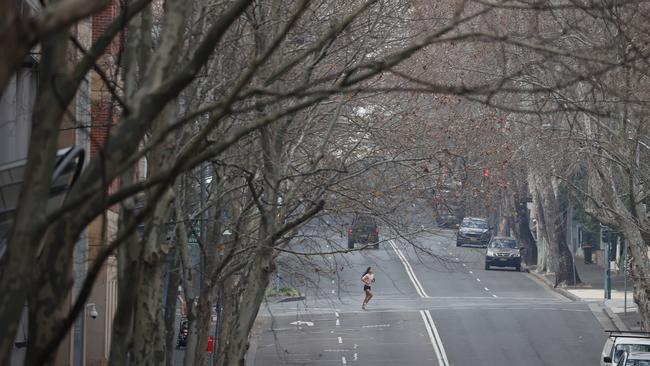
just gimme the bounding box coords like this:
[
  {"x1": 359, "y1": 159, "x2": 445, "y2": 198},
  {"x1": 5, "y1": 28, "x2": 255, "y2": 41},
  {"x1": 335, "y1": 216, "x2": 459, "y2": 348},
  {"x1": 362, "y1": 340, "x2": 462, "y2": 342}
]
[{"x1": 529, "y1": 256, "x2": 643, "y2": 331}]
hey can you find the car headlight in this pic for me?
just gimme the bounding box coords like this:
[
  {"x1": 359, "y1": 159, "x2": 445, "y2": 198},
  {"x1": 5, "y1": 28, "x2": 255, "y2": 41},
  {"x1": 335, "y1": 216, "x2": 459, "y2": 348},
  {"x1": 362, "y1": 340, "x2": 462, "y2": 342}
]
[{"x1": 486, "y1": 250, "x2": 495, "y2": 257}]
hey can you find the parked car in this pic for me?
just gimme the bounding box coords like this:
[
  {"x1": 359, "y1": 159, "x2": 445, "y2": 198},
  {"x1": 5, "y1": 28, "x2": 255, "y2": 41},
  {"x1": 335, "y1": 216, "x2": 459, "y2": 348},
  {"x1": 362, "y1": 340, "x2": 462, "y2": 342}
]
[
  {"x1": 602, "y1": 332, "x2": 650, "y2": 366},
  {"x1": 615, "y1": 351, "x2": 650, "y2": 365},
  {"x1": 484, "y1": 237, "x2": 521, "y2": 271},
  {"x1": 348, "y1": 215, "x2": 379, "y2": 249},
  {"x1": 456, "y1": 217, "x2": 491, "y2": 247}
]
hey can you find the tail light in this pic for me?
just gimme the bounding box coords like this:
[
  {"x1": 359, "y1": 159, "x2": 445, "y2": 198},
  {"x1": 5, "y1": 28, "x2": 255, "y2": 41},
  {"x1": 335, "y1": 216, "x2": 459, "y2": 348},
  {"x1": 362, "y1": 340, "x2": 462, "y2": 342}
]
[
  {"x1": 348, "y1": 228, "x2": 353, "y2": 235},
  {"x1": 374, "y1": 227, "x2": 379, "y2": 234}
]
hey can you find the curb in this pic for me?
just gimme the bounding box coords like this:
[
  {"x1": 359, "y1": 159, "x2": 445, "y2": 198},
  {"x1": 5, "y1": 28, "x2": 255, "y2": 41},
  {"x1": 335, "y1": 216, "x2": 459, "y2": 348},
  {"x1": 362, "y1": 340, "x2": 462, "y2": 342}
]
[
  {"x1": 524, "y1": 267, "x2": 581, "y2": 301},
  {"x1": 525, "y1": 266, "x2": 637, "y2": 331},
  {"x1": 274, "y1": 295, "x2": 306, "y2": 303},
  {"x1": 603, "y1": 304, "x2": 630, "y2": 331}
]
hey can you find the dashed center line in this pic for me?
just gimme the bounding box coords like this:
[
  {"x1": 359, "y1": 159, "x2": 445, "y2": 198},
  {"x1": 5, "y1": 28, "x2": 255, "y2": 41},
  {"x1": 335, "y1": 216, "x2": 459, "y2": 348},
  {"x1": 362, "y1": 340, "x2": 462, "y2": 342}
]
[
  {"x1": 338, "y1": 336, "x2": 343, "y2": 344},
  {"x1": 484, "y1": 287, "x2": 490, "y2": 292},
  {"x1": 476, "y1": 278, "x2": 481, "y2": 282},
  {"x1": 342, "y1": 356, "x2": 347, "y2": 364}
]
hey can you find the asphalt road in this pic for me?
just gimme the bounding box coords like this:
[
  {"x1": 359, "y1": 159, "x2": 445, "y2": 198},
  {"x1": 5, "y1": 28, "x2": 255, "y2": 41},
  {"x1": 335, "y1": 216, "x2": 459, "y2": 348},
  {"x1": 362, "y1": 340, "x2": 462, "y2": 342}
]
[{"x1": 252, "y1": 227, "x2": 608, "y2": 366}]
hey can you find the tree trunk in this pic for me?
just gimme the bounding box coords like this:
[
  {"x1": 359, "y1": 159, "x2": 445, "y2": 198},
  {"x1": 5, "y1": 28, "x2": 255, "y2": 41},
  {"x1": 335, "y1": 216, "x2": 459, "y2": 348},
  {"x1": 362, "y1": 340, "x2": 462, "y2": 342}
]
[
  {"x1": 164, "y1": 251, "x2": 180, "y2": 366},
  {"x1": 218, "y1": 248, "x2": 275, "y2": 366},
  {"x1": 535, "y1": 173, "x2": 580, "y2": 286},
  {"x1": 513, "y1": 195, "x2": 537, "y2": 266},
  {"x1": 109, "y1": 210, "x2": 142, "y2": 366},
  {"x1": 131, "y1": 188, "x2": 175, "y2": 365}
]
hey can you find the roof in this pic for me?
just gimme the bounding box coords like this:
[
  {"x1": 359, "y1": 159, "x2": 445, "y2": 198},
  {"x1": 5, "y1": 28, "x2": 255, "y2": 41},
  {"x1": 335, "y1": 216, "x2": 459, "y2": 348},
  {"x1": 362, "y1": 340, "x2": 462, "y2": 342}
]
[
  {"x1": 614, "y1": 337, "x2": 650, "y2": 346},
  {"x1": 626, "y1": 352, "x2": 650, "y2": 360},
  {"x1": 462, "y1": 217, "x2": 487, "y2": 222}
]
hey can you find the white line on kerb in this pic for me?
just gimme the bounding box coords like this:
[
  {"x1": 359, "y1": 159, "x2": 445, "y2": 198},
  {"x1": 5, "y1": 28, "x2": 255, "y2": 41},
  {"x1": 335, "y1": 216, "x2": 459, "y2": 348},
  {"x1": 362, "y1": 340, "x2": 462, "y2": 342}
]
[
  {"x1": 338, "y1": 336, "x2": 343, "y2": 344},
  {"x1": 389, "y1": 240, "x2": 429, "y2": 298}
]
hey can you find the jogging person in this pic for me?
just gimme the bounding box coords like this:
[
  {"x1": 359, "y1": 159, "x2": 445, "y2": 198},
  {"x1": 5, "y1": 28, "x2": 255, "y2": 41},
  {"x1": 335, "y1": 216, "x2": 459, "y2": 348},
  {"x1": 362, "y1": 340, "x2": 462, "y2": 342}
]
[{"x1": 361, "y1": 267, "x2": 375, "y2": 310}]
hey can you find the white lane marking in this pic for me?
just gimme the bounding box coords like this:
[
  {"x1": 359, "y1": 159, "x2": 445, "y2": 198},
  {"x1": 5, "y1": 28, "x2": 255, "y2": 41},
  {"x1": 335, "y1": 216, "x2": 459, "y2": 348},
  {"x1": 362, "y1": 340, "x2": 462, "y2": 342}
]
[
  {"x1": 354, "y1": 353, "x2": 358, "y2": 361},
  {"x1": 454, "y1": 258, "x2": 459, "y2": 261},
  {"x1": 336, "y1": 319, "x2": 340, "y2": 326},
  {"x1": 476, "y1": 278, "x2": 481, "y2": 282},
  {"x1": 332, "y1": 279, "x2": 335, "y2": 284},
  {"x1": 492, "y1": 294, "x2": 498, "y2": 298},
  {"x1": 425, "y1": 310, "x2": 450, "y2": 366},
  {"x1": 342, "y1": 356, "x2": 347, "y2": 364},
  {"x1": 338, "y1": 336, "x2": 343, "y2": 344},
  {"x1": 484, "y1": 287, "x2": 490, "y2": 292},
  {"x1": 389, "y1": 240, "x2": 429, "y2": 298},
  {"x1": 462, "y1": 263, "x2": 466, "y2": 267},
  {"x1": 331, "y1": 289, "x2": 336, "y2": 294},
  {"x1": 335, "y1": 311, "x2": 339, "y2": 318},
  {"x1": 420, "y1": 310, "x2": 445, "y2": 366},
  {"x1": 362, "y1": 324, "x2": 390, "y2": 328},
  {"x1": 468, "y1": 270, "x2": 473, "y2": 274}
]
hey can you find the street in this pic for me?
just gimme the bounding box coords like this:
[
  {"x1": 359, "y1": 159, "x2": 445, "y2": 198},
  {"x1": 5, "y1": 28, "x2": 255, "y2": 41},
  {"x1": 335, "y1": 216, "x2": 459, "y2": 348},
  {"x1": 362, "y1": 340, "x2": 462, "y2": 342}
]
[{"x1": 252, "y1": 229, "x2": 607, "y2": 365}]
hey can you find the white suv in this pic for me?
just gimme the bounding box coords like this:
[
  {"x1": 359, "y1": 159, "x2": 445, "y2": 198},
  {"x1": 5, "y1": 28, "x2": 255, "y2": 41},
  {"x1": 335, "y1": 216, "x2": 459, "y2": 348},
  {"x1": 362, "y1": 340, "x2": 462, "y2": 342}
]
[{"x1": 601, "y1": 332, "x2": 650, "y2": 366}]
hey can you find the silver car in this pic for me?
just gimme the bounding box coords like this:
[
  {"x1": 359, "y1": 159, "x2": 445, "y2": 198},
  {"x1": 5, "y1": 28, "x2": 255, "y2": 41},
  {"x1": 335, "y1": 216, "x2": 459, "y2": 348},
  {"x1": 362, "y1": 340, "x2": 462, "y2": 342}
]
[
  {"x1": 602, "y1": 332, "x2": 650, "y2": 366},
  {"x1": 616, "y1": 351, "x2": 650, "y2": 365},
  {"x1": 484, "y1": 237, "x2": 521, "y2": 271}
]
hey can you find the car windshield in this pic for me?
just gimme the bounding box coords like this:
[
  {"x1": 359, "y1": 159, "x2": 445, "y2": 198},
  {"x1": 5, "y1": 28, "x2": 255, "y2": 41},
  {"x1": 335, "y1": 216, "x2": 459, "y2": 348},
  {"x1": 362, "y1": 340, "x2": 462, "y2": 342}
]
[
  {"x1": 489, "y1": 239, "x2": 517, "y2": 249},
  {"x1": 625, "y1": 361, "x2": 650, "y2": 366},
  {"x1": 615, "y1": 345, "x2": 650, "y2": 362},
  {"x1": 462, "y1": 220, "x2": 487, "y2": 229}
]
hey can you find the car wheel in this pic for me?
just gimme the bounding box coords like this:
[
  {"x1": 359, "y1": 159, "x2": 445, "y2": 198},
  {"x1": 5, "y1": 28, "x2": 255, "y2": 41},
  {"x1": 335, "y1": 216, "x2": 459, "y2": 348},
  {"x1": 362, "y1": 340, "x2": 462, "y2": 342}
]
[
  {"x1": 515, "y1": 264, "x2": 521, "y2": 272},
  {"x1": 456, "y1": 240, "x2": 462, "y2": 247},
  {"x1": 373, "y1": 244, "x2": 379, "y2": 249},
  {"x1": 348, "y1": 239, "x2": 354, "y2": 249},
  {"x1": 484, "y1": 262, "x2": 490, "y2": 270}
]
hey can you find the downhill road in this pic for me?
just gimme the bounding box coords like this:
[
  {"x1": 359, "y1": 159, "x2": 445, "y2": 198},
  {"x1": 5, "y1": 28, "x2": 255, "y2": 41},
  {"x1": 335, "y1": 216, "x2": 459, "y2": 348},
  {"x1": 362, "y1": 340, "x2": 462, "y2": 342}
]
[{"x1": 252, "y1": 227, "x2": 607, "y2": 366}]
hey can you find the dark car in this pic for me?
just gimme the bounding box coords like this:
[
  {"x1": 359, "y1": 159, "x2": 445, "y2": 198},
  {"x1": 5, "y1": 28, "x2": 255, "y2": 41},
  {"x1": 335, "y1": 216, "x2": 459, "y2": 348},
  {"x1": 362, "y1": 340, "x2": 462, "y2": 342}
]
[
  {"x1": 485, "y1": 237, "x2": 521, "y2": 271},
  {"x1": 456, "y1": 217, "x2": 491, "y2": 247},
  {"x1": 348, "y1": 215, "x2": 379, "y2": 249}
]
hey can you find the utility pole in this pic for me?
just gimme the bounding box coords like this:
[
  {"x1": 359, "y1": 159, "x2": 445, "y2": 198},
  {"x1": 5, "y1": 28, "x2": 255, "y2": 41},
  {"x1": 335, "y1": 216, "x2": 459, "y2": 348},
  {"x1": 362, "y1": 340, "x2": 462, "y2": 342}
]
[
  {"x1": 623, "y1": 243, "x2": 627, "y2": 315},
  {"x1": 605, "y1": 234, "x2": 612, "y2": 300}
]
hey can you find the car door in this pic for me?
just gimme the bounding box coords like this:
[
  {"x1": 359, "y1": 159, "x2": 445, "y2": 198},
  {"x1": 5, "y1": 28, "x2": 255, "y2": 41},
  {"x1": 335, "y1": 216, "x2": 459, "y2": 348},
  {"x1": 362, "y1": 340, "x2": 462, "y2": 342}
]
[{"x1": 601, "y1": 338, "x2": 613, "y2": 366}]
